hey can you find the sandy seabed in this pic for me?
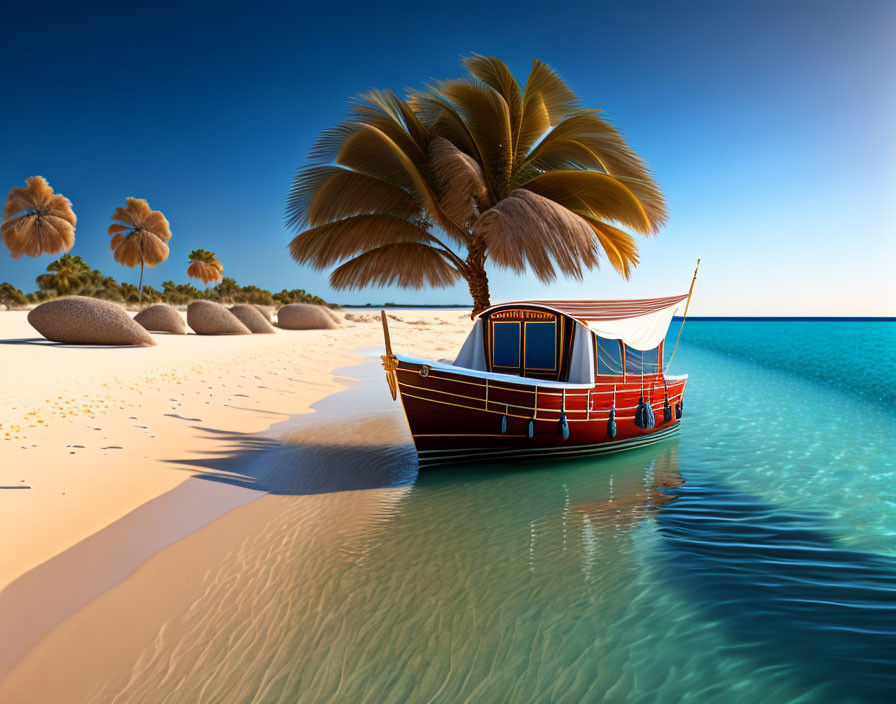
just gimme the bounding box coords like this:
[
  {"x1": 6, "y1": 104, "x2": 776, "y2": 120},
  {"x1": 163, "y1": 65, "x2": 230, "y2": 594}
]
[{"x1": 0, "y1": 307, "x2": 471, "y2": 702}]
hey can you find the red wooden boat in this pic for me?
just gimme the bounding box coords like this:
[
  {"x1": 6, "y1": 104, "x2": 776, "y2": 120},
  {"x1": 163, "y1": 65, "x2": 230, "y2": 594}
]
[{"x1": 381, "y1": 273, "x2": 698, "y2": 468}]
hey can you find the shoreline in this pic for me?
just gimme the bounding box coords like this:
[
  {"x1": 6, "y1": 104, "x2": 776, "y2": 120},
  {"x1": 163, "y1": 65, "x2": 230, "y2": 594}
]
[
  {"x1": 0, "y1": 354, "x2": 417, "y2": 702},
  {"x1": 0, "y1": 308, "x2": 472, "y2": 693}
]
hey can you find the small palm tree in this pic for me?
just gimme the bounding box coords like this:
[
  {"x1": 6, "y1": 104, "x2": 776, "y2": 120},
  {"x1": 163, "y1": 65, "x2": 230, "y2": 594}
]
[
  {"x1": 0, "y1": 282, "x2": 28, "y2": 307},
  {"x1": 286, "y1": 55, "x2": 666, "y2": 314},
  {"x1": 187, "y1": 249, "x2": 224, "y2": 288},
  {"x1": 108, "y1": 198, "x2": 171, "y2": 302},
  {"x1": 2, "y1": 176, "x2": 76, "y2": 259},
  {"x1": 36, "y1": 253, "x2": 90, "y2": 294}
]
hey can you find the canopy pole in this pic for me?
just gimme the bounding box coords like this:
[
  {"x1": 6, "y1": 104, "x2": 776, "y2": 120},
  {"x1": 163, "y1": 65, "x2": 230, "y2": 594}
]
[{"x1": 666, "y1": 259, "x2": 700, "y2": 372}]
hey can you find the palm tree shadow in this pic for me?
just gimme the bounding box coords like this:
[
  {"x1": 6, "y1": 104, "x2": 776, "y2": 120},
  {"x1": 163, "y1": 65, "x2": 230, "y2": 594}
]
[
  {"x1": 162, "y1": 416, "x2": 417, "y2": 495},
  {"x1": 654, "y1": 480, "x2": 896, "y2": 701}
]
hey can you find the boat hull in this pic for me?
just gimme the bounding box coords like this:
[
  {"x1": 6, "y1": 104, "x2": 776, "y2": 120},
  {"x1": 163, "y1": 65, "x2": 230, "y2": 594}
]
[{"x1": 391, "y1": 357, "x2": 687, "y2": 468}]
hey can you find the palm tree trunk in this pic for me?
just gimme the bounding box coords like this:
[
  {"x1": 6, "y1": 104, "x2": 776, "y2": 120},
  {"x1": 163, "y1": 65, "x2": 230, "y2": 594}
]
[
  {"x1": 138, "y1": 239, "x2": 145, "y2": 303},
  {"x1": 465, "y1": 239, "x2": 490, "y2": 317}
]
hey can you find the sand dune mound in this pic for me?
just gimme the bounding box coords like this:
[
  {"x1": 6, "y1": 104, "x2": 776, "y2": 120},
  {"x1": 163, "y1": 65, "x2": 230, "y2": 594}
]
[
  {"x1": 187, "y1": 301, "x2": 251, "y2": 335},
  {"x1": 28, "y1": 297, "x2": 155, "y2": 346},
  {"x1": 134, "y1": 304, "x2": 186, "y2": 334},
  {"x1": 277, "y1": 304, "x2": 337, "y2": 330},
  {"x1": 230, "y1": 304, "x2": 276, "y2": 334},
  {"x1": 252, "y1": 304, "x2": 274, "y2": 322}
]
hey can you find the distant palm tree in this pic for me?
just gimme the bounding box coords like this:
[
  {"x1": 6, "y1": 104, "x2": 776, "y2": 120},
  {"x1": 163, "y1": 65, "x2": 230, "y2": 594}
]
[
  {"x1": 108, "y1": 198, "x2": 171, "y2": 302},
  {"x1": 36, "y1": 253, "x2": 90, "y2": 294},
  {"x1": 0, "y1": 282, "x2": 28, "y2": 307},
  {"x1": 187, "y1": 249, "x2": 224, "y2": 287},
  {"x1": 2, "y1": 176, "x2": 76, "y2": 259},
  {"x1": 286, "y1": 55, "x2": 666, "y2": 314}
]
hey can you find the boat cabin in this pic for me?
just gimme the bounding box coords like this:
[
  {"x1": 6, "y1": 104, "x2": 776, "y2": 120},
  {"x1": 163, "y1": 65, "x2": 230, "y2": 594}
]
[{"x1": 452, "y1": 296, "x2": 689, "y2": 385}]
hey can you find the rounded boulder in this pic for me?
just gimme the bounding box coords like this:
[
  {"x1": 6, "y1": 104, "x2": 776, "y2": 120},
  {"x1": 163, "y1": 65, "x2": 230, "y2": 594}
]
[
  {"x1": 230, "y1": 304, "x2": 276, "y2": 334},
  {"x1": 187, "y1": 300, "x2": 251, "y2": 335},
  {"x1": 134, "y1": 303, "x2": 187, "y2": 334},
  {"x1": 252, "y1": 304, "x2": 274, "y2": 322},
  {"x1": 28, "y1": 296, "x2": 156, "y2": 346},
  {"x1": 277, "y1": 304, "x2": 337, "y2": 330}
]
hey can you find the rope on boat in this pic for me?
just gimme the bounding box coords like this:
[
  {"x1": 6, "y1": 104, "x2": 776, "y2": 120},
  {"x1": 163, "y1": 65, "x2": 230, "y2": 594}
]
[{"x1": 666, "y1": 259, "x2": 701, "y2": 372}]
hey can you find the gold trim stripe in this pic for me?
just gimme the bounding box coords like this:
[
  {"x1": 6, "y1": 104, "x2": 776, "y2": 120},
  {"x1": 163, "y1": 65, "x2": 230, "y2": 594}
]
[
  {"x1": 397, "y1": 366, "x2": 676, "y2": 397},
  {"x1": 399, "y1": 386, "x2": 683, "y2": 421}
]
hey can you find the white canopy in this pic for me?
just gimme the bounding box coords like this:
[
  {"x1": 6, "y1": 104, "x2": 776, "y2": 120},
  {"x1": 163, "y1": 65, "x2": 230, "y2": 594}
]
[{"x1": 478, "y1": 295, "x2": 688, "y2": 351}]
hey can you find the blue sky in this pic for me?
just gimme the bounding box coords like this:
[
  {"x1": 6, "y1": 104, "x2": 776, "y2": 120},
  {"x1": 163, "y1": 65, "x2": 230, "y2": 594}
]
[{"x1": 1, "y1": 0, "x2": 893, "y2": 314}]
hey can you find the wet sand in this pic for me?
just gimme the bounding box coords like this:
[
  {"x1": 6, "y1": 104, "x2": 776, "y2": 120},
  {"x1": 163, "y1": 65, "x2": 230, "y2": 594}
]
[{"x1": 0, "y1": 308, "x2": 470, "y2": 700}]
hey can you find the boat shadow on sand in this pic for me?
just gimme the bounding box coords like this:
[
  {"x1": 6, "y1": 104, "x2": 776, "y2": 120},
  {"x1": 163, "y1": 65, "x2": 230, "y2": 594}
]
[
  {"x1": 161, "y1": 414, "x2": 418, "y2": 495},
  {"x1": 654, "y1": 479, "x2": 896, "y2": 701}
]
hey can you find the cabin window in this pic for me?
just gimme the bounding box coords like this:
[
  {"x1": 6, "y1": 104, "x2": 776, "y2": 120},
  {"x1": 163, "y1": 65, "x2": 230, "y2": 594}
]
[
  {"x1": 524, "y1": 322, "x2": 557, "y2": 371},
  {"x1": 624, "y1": 344, "x2": 660, "y2": 376},
  {"x1": 595, "y1": 336, "x2": 624, "y2": 375},
  {"x1": 491, "y1": 321, "x2": 521, "y2": 368}
]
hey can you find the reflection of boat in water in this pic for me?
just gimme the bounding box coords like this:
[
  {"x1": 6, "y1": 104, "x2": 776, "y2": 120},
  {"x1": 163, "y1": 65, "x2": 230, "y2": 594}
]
[
  {"x1": 570, "y1": 443, "x2": 683, "y2": 528},
  {"x1": 382, "y1": 288, "x2": 698, "y2": 468}
]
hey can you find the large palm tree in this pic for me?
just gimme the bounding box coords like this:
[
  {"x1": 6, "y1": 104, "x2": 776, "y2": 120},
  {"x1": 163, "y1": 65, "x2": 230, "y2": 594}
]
[
  {"x1": 108, "y1": 197, "x2": 171, "y2": 302},
  {"x1": 286, "y1": 55, "x2": 666, "y2": 314},
  {"x1": 2, "y1": 176, "x2": 76, "y2": 259},
  {"x1": 186, "y1": 249, "x2": 224, "y2": 287}
]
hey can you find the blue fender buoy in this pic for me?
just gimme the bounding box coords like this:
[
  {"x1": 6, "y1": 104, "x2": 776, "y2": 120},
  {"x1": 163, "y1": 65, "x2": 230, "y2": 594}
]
[
  {"x1": 676, "y1": 399, "x2": 684, "y2": 419},
  {"x1": 607, "y1": 408, "x2": 617, "y2": 438},
  {"x1": 663, "y1": 383, "x2": 672, "y2": 424},
  {"x1": 500, "y1": 415, "x2": 507, "y2": 434},
  {"x1": 645, "y1": 400, "x2": 655, "y2": 429},
  {"x1": 527, "y1": 418, "x2": 534, "y2": 438},
  {"x1": 558, "y1": 413, "x2": 570, "y2": 441},
  {"x1": 634, "y1": 395, "x2": 648, "y2": 429}
]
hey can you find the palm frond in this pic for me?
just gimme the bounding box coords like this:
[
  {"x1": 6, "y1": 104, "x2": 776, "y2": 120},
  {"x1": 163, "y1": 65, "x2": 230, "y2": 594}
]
[
  {"x1": 187, "y1": 259, "x2": 224, "y2": 284},
  {"x1": 111, "y1": 231, "x2": 170, "y2": 267},
  {"x1": 521, "y1": 112, "x2": 667, "y2": 229},
  {"x1": 409, "y1": 89, "x2": 481, "y2": 165},
  {"x1": 521, "y1": 170, "x2": 652, "y2": 234},
  {"x1": 578, "y1": 214, "x2": 640, "y2": 278},
  {"x1": 329, "y1": 242, "x2": 460, "y2": 290},
  {"x1": 142, "y1": 211, "x2": 171, "y2": 241},
  {"x1": 289, "y1": 214, "x2": 436, "y2": 268},
  {"x1": 517, "y1": 59, "x2": 582, "y2": 158},
  {"x1": 336, "y1": 124, "x2": 465, "y2": 241},
  {"x1": 461, "y1": 55, "x2": 523, "y2": 153},
  {"x1": 428, "y1": 137, "x2": 488, "y2": 228},
  {"x1": 353, "y1": 89, "x2": 431, "y2": 152},
  {"x1": 286, "y1": 166, "x2": 419, "y2": 230},
  {"x1": 429, "y1": 79, "x2": 513, "y2": 199},
  {"x1": 474, "y1": 189, "x2": 599, "y2": 283}
]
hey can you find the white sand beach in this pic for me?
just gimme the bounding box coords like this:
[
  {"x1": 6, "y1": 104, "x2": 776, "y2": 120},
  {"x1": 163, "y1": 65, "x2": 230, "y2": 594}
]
[{"x1": 0, "y1": 307, "x2": 471, "y2": 698}]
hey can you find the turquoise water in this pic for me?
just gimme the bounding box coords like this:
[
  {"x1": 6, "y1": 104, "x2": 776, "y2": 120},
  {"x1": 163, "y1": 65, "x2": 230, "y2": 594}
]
[
  {"x1": 673, "y1": 319, "x2": 896, "y2": 406},
  {"x1": 96, "y1": 321, "x2": 896, "y2": 703}
]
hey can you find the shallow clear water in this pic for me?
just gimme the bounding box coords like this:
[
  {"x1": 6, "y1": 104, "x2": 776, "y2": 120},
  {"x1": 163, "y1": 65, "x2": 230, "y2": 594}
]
[{"x1": 95, "y1": 322, "x2": 896, "y2": 703}]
